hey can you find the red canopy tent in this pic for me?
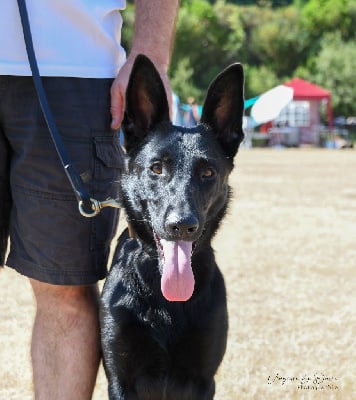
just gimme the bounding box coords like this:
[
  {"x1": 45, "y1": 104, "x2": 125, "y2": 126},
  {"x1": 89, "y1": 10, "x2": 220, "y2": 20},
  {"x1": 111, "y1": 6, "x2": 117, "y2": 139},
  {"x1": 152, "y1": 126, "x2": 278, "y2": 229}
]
[{"x1": 284, "y1": 78, "x2": 333, "y2": 129}]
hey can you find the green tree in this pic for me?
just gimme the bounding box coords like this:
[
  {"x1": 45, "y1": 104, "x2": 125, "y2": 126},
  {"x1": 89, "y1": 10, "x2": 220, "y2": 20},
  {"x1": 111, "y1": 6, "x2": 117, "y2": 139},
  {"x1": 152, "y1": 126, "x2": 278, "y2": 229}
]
[
  {"x1": 170, "y1": 57, "x2": 201, "y2": 102},
  {"x1": 302, "y1": 0, "x2": 356, "y2": 41},
  {"x1": 247, "y1": 5, "x2": 308, "y2": 77},
  {"x1": 308, "y1": 34, "x2": 356, "y2": 116},
  {"x1": 244, "y1": 64, "x2": 280, "y2": 98},
  {"x1": 120, "y1": 3, "x2": 135, "y2": 51},
  {"x1": 171, "y1": 0, "x2": 244, "y2": 102}
]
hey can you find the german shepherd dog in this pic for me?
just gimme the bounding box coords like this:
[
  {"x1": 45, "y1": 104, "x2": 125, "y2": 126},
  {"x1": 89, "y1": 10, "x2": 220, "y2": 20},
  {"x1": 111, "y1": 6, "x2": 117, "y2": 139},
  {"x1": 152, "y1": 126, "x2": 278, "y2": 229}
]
[{"x1": 100, "y1": 55, "x2": 244, "y2": 400}]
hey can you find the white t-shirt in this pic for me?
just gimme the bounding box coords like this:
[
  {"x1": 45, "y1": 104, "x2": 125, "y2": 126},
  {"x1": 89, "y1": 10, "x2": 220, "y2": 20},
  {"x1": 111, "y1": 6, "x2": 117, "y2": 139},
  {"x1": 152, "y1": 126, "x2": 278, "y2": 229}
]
[{"x1": 0, "y1": 0, "x2": 127, "y2": 78}]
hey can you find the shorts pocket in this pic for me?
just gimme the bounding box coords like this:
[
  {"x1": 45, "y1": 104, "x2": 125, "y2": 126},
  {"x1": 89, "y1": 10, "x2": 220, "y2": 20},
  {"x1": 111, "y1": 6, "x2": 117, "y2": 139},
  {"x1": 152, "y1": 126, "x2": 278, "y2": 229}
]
[{"x1": 93, "y1": 135, "x2": 124, "y2": 197}]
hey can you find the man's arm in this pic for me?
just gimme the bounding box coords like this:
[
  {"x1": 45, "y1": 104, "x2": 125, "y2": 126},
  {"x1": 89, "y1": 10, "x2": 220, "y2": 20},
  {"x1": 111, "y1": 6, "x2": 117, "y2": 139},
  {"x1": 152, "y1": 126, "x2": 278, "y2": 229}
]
[{"x1": 111, "y1": 0, "x2": 179, "y2": 129}]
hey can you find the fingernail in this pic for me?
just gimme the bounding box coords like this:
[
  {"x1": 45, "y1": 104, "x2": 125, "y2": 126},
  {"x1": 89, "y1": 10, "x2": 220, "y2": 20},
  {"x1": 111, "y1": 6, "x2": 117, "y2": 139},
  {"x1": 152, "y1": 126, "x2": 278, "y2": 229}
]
[{"x1": 111, "y1": 119, "x2": 118, "y2": 129}]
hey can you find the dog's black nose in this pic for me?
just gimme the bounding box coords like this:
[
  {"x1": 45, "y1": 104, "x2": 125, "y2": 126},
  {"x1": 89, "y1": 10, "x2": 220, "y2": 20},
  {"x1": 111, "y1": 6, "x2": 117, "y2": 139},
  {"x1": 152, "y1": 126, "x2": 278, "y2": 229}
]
[{"x1": 166, "y1": 214, "x2": 199, "y2": 240}]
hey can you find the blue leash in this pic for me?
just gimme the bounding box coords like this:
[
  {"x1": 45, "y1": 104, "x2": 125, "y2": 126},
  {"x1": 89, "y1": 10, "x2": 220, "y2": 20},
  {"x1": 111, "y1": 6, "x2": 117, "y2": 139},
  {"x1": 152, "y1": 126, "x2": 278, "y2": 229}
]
[{"x1": 16, "y1": 0, "x2": 121, "y2": 217}]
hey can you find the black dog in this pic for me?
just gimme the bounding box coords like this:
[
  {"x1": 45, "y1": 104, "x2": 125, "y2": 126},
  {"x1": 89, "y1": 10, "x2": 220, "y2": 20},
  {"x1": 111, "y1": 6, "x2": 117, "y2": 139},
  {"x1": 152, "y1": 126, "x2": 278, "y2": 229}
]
[{"x1": 100, "y1": 55, "x2": 244, "y2": 400}]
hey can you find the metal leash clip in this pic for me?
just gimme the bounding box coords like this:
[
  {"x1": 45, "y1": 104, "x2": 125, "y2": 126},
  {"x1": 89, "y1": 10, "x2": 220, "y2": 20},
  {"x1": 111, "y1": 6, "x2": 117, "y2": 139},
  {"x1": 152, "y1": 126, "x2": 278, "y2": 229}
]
[{"x1": 79, "y1": 197, "x2": 122, "y2": 218}]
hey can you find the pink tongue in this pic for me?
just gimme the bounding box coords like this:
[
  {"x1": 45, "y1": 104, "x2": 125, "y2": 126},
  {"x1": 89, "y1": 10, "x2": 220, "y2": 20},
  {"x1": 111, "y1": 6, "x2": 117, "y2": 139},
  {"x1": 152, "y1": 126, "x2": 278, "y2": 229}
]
[{"x1": 160, "y1": 240, "x2": 195, "y2": 302}]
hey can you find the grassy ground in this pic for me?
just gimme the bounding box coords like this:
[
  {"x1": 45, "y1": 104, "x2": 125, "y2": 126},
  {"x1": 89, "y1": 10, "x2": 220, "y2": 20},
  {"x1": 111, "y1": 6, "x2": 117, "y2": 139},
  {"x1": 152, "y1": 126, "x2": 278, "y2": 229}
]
[{"x1": 0, "y1": 149, "x2": 355, "y2": 399}]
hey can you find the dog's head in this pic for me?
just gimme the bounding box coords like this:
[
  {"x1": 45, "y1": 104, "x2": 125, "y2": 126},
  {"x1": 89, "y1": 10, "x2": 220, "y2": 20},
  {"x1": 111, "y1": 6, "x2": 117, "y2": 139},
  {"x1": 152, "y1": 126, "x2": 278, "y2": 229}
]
[{"x1": 121, "y1": 55, "x2": 244, "y2": 302}]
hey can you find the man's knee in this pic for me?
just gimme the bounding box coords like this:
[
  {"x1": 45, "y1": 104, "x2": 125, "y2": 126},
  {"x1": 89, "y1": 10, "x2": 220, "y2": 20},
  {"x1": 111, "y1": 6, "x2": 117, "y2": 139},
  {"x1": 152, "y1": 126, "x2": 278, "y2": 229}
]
[{"x1": 30, "y1": 279, "x2": 99, "y2": 325}]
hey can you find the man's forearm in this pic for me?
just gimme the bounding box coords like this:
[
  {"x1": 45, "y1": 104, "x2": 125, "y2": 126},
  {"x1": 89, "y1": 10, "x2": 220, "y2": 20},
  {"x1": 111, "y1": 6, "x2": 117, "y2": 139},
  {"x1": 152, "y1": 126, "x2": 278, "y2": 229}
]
[{"x1": 130, "y1": 0, "x2": 179, "y2": 72}]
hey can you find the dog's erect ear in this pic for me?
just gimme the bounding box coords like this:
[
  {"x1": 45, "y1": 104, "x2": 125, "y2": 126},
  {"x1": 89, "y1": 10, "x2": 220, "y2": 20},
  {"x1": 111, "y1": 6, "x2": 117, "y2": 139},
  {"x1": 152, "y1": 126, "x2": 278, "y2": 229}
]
[
  {"x1": 122, "y1": 54, "x2": 170, "y2": 152},
  {"x1": 200, "y1": 63, "x2": 244, "y2": 159}
]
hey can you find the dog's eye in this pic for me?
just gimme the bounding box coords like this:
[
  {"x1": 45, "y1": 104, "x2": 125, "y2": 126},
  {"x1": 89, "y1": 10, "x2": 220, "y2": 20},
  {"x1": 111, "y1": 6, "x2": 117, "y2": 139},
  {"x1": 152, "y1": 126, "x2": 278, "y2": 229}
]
[
  {"x1": 201, "y1": 167, "x2": 215, "y2": 179},
  {"x1": 151, "y1": 162, "x2": 163, "y2": 175}
]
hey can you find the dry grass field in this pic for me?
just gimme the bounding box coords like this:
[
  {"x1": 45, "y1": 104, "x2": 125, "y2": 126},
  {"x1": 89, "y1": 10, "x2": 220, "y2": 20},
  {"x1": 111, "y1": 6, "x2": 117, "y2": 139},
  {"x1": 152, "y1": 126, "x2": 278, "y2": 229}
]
[{"x1": 1, "y1": 149, "x2": 355, "y2": 399}]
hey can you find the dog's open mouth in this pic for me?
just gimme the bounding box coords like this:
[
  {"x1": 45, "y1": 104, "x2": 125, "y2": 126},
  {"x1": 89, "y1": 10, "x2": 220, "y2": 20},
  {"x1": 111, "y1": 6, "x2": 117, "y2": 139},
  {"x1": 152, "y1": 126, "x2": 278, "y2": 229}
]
[{"x1": 154, "y1": 233, "x2": 195, "y2": 302}]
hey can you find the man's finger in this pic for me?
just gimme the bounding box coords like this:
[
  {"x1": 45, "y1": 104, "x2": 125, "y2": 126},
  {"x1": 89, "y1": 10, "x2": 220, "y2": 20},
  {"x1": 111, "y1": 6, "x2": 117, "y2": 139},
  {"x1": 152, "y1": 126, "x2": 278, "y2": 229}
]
[{"x1": 110, "y1": 80, "x2": 124, "y2": 130}]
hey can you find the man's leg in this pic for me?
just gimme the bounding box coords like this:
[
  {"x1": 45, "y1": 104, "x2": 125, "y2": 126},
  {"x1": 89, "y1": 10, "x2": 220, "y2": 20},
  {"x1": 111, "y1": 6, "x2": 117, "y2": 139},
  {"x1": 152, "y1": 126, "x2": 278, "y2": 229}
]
[
  {"x1": 30, "y1": 280, "x2": 100, "y2": 400},
  {"x1": 2, "y1": 76, "x2": 122, "y2": 398}
]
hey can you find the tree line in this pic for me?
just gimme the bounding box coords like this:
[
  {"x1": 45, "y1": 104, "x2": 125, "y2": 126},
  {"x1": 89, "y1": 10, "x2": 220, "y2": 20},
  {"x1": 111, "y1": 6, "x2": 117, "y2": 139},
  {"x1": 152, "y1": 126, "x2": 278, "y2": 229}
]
[{"x1": 123, "y1": 0, "x2": 356, "y2": 117}]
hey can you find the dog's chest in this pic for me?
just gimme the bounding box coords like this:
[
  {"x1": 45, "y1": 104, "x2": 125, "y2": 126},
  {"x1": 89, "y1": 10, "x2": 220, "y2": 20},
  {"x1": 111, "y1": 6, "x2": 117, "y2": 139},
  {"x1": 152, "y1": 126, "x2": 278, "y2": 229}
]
[{"x1": 140, "y1": 302, "x2": 189, "y2": 345}]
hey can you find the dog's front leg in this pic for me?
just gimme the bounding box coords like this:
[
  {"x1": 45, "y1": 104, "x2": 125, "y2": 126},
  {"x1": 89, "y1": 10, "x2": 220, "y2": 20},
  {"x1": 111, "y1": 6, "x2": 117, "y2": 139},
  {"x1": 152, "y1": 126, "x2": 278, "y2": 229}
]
[{"x1": 107, "y1": 380, "x2": 126, "y2": 400}]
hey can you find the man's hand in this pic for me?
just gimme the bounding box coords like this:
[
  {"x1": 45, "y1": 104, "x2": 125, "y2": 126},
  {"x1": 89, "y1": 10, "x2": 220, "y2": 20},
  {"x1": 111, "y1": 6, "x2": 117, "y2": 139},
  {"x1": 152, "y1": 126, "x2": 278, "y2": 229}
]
[
  {"x1": 110, "y1": 0, "x2": 178, "y2": 130},
  {"x1": 110, "y1": 55, "x2": 173, "y2": 130},
  {"x1": 110, "y1": 58, "x2": 133, "y2": 130}
]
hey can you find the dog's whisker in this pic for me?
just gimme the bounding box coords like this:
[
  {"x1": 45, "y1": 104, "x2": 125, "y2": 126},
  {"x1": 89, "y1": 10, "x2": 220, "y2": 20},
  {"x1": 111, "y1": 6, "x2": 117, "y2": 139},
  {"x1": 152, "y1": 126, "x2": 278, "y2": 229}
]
[{"x1": 126, "y1": 217, "x2": 149, "y2": 223}]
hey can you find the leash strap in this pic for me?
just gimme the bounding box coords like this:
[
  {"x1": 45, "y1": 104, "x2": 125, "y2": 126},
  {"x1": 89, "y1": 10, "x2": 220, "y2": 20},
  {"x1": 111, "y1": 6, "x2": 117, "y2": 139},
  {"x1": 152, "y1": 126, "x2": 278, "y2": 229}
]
[{"x1": 16, "y1": 0, "x2": 121, "y2": 217}]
